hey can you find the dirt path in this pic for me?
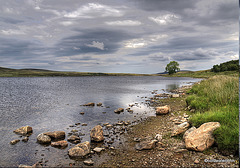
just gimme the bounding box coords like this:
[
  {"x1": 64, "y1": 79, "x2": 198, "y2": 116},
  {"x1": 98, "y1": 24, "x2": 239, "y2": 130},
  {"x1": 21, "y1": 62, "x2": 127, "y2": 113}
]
[{"x1": 99, "y1": 87, "x2": 239, "y2": 167}]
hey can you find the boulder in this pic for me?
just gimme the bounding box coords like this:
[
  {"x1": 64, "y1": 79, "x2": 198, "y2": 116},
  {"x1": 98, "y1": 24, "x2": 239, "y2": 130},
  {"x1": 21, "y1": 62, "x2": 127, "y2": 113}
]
[
  {"x1": 90, "y1": 125, "x2": 104, "y2": 142},
  {"x1": 184, "y1": 122, "x2": 220, "y2": 152},
  {"x1": 67, "y1": 135, "x2": 80, "y2": 141},
  {"x1": 156, "y1": 105, "x2": 170, "y2": 115},
  {"x1": 44, "y1": 131, "x2": 65, "y2": 140},
  {"x1": 68, "y1": 141, "x2": 90, "y2": 157},
  {"x1": 83, "y1": 159, "x2": 94, "y2": 165},
  {"x1": 37, "y1": 133, "x2": 51, "y2": 144},
  {"x1": 14, "y1": 126, "x2": 32, "y2": 135},
  {"x1": 51, "y1": 140, "x2": 68, "y2": 148},
  {"x1": 135, "y1": 140, "x2": 157, "y2": 150},
  {"x1": 83, "y1": 102, "x2": 95, "y2": 106},
  {"x1": 171, "y1": 122, "x2": 190, "y2": 136},
  {"x1": 10, "y1": 139, "x2": 20, "y2": 145},
  {"x1": 114, "y1": 108, "x2": 124, "y2": 113}
]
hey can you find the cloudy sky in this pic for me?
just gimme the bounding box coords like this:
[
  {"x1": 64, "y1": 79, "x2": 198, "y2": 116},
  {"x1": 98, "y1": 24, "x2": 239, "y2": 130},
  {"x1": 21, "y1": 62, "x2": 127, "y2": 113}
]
[{"x1": 0, "y1": 0, "x2": 238, "y2": 73}]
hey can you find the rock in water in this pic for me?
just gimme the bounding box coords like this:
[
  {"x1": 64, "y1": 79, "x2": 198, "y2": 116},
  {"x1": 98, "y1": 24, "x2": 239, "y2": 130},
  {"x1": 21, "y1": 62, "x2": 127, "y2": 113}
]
[
  {"x1": 14, "y1": 126, "x2": 32, "y2": 135},
  {"x1": 114, "y1": 108, "x2": 124, "y2": 113},
  {"x1": 37, "y1": 133, "x2": 51, "y2": 144},
  {"x1": 97, "y1": 103, "x2": 102, "y2": 106},
  {"x1": 68, "y1": 141, "x2": 90, "y2": 157},
  {"x1": 90, "y1": 125, "x2": 104, "y2": 142},
  {"x1": 184, "y1": 122, "x2": 220, "y2": 152},
  {"x1": 156, "y1": 105, "x2": 170, "y2": 115},
  {"x1": 67, "y1": 135, "x2": 80, "y2": 141},
  {"x1": 135, "y1": 140, "x2": 158, "y2": 150},
  {"x1": 171, "y1": 122, "x2": 190, "y2": 136},
  {"x1": 44, "y1": 131, "x2": 65, "y2": 140},
  {"x1": 51, "y1": 140, "x2": 68, "y2": 148},
  {"x1": 83, "y1": 102, "x2": 95, "y2": 106},
  {"x1": 83, "y1": 159, "x2": 94, "y2": 165},
  {"x1": 10, "y1": 139, "x2": 20, "y2": 145}
]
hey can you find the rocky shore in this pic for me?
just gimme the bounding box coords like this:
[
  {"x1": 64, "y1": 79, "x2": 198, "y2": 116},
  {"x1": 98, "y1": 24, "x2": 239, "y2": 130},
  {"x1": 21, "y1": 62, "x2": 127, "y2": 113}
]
[
  {"x1": 99, "y1": 84, "x2": 239, "y2": 167},
  {"x1": 11, "y1": 83, "x2": 239, "y2": 167}
]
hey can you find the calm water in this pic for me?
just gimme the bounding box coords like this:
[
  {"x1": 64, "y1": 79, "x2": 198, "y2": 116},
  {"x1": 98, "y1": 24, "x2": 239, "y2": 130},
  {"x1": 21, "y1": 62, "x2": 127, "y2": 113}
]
[{"x1": 0, "y1": 76, "x2": 201, "y2": 167}]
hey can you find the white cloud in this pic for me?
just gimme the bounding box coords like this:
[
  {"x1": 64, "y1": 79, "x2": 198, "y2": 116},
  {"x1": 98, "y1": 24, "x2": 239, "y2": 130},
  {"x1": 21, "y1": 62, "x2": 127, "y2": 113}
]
[
  {"x1": 85, "y1": 41, "x2": 105, "y2": 50},
  {"x1": 1, "y1": 29, "x2": 25, "y2": 35},
  {"x1": 149, "y1": 13, "x2": 181, "y2": 25},
  {"x1": 124, "y1": 34, "x2": 168, "y2": 48},
  {"x1": 105, "y1": 20, "x2": 141, "y2": 26},
  {"x1": 64, "y1": 3, "x2": 123, "y2": 18},
  {"x1": 59, "y1": 21, "x2": 74, "y2": 26}
]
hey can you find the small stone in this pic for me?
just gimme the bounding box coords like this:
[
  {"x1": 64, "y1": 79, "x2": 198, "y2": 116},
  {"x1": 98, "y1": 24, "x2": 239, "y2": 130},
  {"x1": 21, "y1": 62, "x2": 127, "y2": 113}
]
[
  {"x1": 83, "y1": 102, "x2": 95, "y2": 106},
  {"x1": 97, "y1": 103, "x2": 102, "y2": 106},
  {"x1": 51, "y1": 140, "x2": 68, "y2": 148},
  {"x1": 175, "y1": 149, "x2": 188, "y2": 153},
  {"x1": 103, "y1": 123, "x2": 109, "y2": 126},
  {"x1": 22, "y1": 137, "x2": 29, "y2": 142},
  {"x1": 156, "y1": 105, "x2": 170, "y2": 115},
  {"x1": 71, "y1": 129, "x2": 78, "y2": 133},
  {"x1": 82, "y1": 123, "x2": 87, "y2": 126},
  {"x1": 80, "y1": 112, "x2": 85, "y2": 115},
  {"x1": 93, "y1": 147, "x2": 104, "y2": 153},
  {"x1": 44, "y1": 131, "x2": 65, "y2": 140},
  {"x1": 67, "y1": 135, "x2": 80, "y2": 141},
  {"x1": 133, "y1": 137, "x2": 141, "y2": 142},
  {"x1": 10, "y1": 139, "x2": 20, "y2": 145},
  {"x1": 14, "y1": 126, "x2": 33, "y2": 135},
  {"x1": 155, "y1": 134, "x2": 162, "y2": 141},
  {"x1": 37, "y1": 133, "x2": 51, "y2": 144},
  {"x1": 106, "y1": 124, "x2": 112, "y2": 128},
  {"x1": 83, "y1": 159, "x2": 94, "y2": 166},
  {"x1": 114, "y1": 108, "x2": 124, "y2": 113},
  {"x1": 135, "y1": 140, "x2": 157, "y2": 150},
  {"x1": 194, "y1": 159, "x2": 199, "y2": 164}
]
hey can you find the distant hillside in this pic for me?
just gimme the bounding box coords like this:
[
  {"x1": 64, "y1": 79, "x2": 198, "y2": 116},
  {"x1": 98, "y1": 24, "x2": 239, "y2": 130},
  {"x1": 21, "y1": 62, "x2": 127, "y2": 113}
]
[{"x1": 0, "y1": 66, "x2": 154, "y2": 77}]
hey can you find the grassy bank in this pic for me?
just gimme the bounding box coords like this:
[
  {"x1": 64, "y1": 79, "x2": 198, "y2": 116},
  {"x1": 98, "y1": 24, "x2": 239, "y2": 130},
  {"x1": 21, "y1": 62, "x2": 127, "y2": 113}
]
[
  {"x1": 162, "y1": 70, "x2": 238, "y2": 78},
  {"x1": 186, "y1": 75, "x2": 239, "y2": 153},
  {"x1": 0, "y1": 67, "x2": 154, "y2": 77}
]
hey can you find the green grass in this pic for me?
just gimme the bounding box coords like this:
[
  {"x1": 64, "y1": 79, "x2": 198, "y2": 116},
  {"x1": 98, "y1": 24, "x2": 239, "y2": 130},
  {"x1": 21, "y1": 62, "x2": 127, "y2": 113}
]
[
  {"x1": 161, "y1": 70, "x2": 238, "y2": 78},
  {"x1": 187, "y1": 75, "x2": 239, "y2": 153}
]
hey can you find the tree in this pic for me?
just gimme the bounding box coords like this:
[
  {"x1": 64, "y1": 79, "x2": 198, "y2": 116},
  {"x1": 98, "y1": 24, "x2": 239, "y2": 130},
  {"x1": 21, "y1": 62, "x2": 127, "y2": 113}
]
[{"x1": 165, "y1": 61, "x2": 180, "y2": 75}]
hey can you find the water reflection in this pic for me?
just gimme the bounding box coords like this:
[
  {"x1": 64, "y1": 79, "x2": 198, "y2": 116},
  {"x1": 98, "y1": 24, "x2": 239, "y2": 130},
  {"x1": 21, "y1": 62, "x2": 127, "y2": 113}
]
[{"x1": 166, "y1": 84, "x2": 179, "y2": 91}]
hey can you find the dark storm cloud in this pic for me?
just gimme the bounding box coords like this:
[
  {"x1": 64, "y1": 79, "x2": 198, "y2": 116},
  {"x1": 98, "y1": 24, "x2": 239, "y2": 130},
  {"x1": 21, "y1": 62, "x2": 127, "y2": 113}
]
[
  {"x1": 0, "y1": 38, "x2": 46, "y2": 59},
  {"x1": 54, "y1": 29, "x2": 136, "y2": 56},
  {"x1": 132, "y1": 0, "x2": 195, "y2": 12}
]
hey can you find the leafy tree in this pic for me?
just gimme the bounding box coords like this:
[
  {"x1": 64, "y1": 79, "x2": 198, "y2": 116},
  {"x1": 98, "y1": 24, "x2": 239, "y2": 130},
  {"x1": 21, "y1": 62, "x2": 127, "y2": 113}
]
[
  {"x1": 165, "y1": 61, "x2": 180, "y2": 75},
  {"x1": 211, "y1": 60, "x2": 239, "y2": 72}
]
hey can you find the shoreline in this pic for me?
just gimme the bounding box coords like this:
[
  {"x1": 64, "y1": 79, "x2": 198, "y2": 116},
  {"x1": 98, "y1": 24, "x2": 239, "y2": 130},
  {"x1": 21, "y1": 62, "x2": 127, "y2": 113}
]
[{"x1": 99, "y1": 82, "x2": 239, "y2": 167}]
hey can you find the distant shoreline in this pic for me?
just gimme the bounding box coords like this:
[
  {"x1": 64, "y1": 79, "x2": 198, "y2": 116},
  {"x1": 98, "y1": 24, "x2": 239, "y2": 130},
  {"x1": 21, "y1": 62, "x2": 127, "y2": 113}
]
[{"x1": 0, "y1": 66, "x2": 238, "y2": 78}]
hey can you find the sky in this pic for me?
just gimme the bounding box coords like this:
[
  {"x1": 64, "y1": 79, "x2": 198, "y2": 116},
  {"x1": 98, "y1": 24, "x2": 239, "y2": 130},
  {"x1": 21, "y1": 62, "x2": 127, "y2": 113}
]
[{"x1": 0, "y1": 0, "x2": 238, "y2": 74}]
